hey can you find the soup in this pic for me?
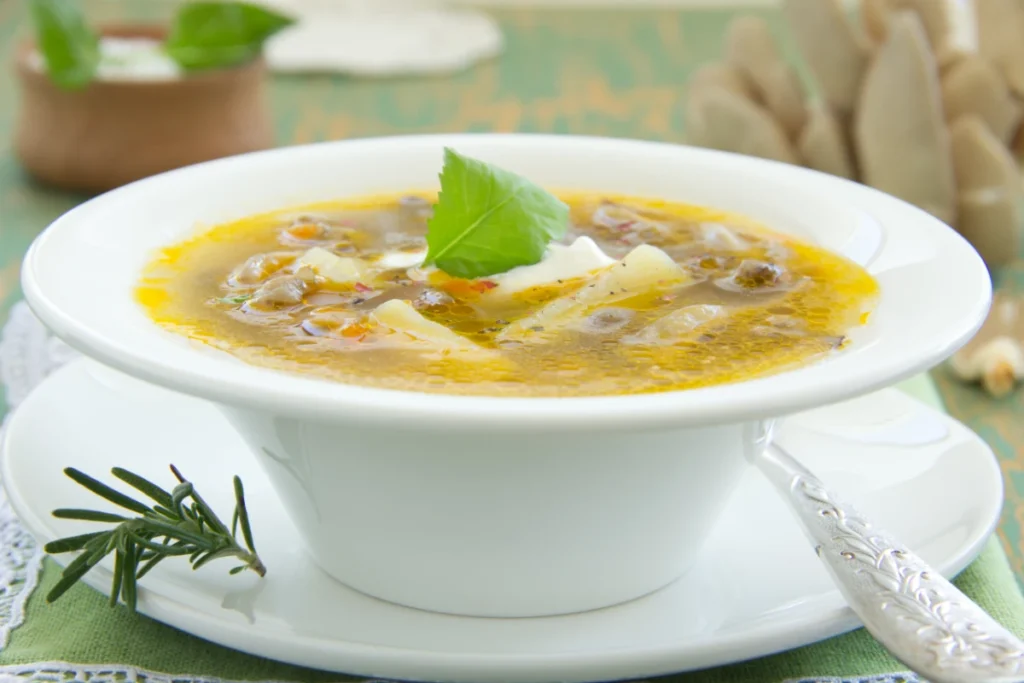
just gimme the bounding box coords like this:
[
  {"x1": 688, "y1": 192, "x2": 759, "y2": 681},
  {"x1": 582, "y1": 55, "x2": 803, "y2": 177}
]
[{"x1": 137, "y1": 192, "x2": 878, "y2": 397}]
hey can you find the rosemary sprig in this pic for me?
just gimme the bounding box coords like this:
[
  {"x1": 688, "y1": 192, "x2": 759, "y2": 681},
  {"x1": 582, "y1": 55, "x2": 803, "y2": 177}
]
[{"x1": 44, "y1": 465, "x2": 266, "y2": 611}]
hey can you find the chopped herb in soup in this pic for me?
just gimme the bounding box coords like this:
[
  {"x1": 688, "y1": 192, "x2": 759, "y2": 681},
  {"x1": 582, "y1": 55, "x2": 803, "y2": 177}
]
[{"x1": 137, "y1": 150, "x2": 878, "y2": 397}]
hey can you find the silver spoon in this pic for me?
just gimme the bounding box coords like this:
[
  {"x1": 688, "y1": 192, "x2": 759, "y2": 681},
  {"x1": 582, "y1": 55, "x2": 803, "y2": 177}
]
[{"x1": 757, "y1": 441, "x2": 1024, "y2": 683}]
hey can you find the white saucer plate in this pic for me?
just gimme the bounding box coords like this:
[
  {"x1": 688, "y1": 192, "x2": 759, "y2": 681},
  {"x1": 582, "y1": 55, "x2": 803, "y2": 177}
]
[{"x1": 1, "y1": 361, "x2": 1003, "y2": 683}]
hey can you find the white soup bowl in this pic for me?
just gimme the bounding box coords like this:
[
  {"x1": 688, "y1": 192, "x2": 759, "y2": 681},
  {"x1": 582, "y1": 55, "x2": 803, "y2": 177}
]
[{"x1": 21, "y1": 135, "x2": 990, "y2": 617}]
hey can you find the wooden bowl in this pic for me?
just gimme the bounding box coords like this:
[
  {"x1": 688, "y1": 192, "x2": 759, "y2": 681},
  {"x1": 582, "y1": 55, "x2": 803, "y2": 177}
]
[{"x1": 13, "y1": 25, "x2": 274, "y2": 194}]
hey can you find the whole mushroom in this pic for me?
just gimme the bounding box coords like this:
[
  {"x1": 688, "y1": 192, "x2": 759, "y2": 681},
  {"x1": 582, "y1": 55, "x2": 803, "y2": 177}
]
[{"x1": 950, "y1": 292, "x2": 1024, "y2": 397}]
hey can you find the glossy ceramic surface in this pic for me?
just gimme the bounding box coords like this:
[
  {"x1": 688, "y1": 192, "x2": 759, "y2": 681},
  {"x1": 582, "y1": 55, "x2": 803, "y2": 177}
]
[
  {"x1": 21, "y1": 135, "x2": 990, "y2": 429},
  {"x1": 18, "y1": 135, "x2": 992, "y2": 615},
  {"x1": 223, "y1": 404, "x2": 760, "y2": 615},
  {"x1": 1, "y1": 360, "x2": 1003, "y2": 683}
]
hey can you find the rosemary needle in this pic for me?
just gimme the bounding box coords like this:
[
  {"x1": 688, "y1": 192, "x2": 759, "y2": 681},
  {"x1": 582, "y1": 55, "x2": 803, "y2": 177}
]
[{"x1": 44, "y1": 465, "x2": 266, "y2": 611}]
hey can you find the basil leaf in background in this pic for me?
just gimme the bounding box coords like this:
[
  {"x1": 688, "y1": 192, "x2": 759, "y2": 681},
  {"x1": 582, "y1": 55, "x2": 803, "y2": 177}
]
[
  {"x1": 425, "y1": 148, "x2": 570, "y2": 279},
  {"x1": 29, "y1": 0, "x2": 100, "y2": 90},
  {"x1": 165, "y1": 2, "x2": 295, "y2": 71}
]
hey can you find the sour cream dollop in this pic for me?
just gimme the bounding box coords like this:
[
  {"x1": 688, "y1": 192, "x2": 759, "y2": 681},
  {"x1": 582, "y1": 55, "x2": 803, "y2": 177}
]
[{"x1": 487, "y1": 237, "x2": 616, "y2": 296}]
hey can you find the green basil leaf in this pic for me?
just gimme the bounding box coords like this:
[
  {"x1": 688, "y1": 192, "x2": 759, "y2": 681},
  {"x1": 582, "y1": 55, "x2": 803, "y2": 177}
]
[
  {"x1": 165, "y1": 2, "x2": 295, "y2": 71},
  {"x1": 424, "y1": 148, "x2": 569, "y2": 279},
  {"x1": 29, "y1": 0, "x2": 100, "y2": 90}
]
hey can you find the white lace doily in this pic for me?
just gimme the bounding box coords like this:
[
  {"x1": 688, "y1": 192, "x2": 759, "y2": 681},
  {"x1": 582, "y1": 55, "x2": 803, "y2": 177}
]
[
  {"x1": 0, "y1": 301, "x2": 919, "y2": 683},
  {"x1": 262, "y1": 0, "x2": 504, "y2": 76},
  {"x1": 0, "y1": 303, "x2": 78, "y2": 414}
]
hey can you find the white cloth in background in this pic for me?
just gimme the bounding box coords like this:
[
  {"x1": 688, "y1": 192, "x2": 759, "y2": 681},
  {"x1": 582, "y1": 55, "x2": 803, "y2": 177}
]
[{"x1": 262, "y1": 0, "x2": 504, "y2": 76}]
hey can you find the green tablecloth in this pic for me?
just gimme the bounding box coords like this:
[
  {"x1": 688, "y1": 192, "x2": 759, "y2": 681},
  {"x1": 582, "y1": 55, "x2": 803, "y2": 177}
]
[{"x1": 0, "y1": 4, "x2": 1023, "y2": 682}]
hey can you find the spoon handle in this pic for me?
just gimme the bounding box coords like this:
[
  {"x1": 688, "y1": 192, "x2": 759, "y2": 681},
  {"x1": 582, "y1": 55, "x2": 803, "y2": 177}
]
[{"x1": 757, "y1": 443, "x2": 1024, "y2": 683}]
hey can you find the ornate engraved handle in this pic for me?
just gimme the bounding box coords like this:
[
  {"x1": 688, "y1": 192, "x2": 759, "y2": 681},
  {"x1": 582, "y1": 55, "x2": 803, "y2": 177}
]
[{"x1": 757, "y1": 443, "x2": 1024, "y2": 683}]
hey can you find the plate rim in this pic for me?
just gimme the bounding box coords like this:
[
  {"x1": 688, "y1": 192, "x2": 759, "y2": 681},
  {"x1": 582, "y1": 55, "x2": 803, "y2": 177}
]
[{"x1": 0, "y1": 360, "x2": 1004, "y2": 683}]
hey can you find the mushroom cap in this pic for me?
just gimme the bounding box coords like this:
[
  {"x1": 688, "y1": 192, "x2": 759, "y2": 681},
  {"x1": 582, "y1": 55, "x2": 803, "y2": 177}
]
[
  {"x1": 725, "y1": 16, "x2": 807, "y2": 139},
  {"x1": 799, "y1": 102, "x2": 857, "y2": 179},
  {"x1": 854, "y1": 11, "x2": 957, "y2": 225},
  {"x1": 942, "y1": 54, "x2": 1022, "y2": 144},
  {"x1": 950, "y1": 115, "x2": 1022, "y2": 267},
  {"x1": 688, "y1": 62, "x2": 759, "y2": 103},
  {"x1": 783, "y1": 0, "x2": 871, "y2": 114},
  {"x1": 685, "y1": 87, "x2": 800, "y2": 165},
  {"x1": 978, "y1": 0, "x2": 1024, "y2": 98},
  {"x1": 863, "y1": 0, "x2": 978, "y2": 67}
]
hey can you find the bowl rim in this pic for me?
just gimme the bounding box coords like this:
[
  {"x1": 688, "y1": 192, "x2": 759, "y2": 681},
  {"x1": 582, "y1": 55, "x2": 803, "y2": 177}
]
[{"x1": 21, "y1": 133, "x2": 992, "y2": 432}]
